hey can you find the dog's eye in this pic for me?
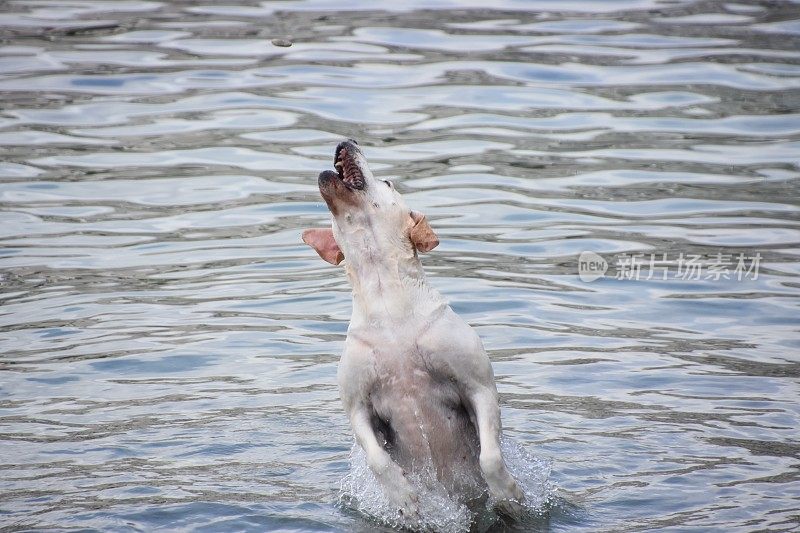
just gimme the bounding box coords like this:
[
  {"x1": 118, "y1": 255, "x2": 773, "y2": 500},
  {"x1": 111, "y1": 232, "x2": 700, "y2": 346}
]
[{"x1": 383, "y1": 180, "x2": 393, "y2": 189}]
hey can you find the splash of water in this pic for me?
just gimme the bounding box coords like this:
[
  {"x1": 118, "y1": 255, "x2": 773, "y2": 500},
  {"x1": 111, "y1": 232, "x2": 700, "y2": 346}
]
[{"x1": 339, "y1": 438, "x2": 555, "y2": 532}]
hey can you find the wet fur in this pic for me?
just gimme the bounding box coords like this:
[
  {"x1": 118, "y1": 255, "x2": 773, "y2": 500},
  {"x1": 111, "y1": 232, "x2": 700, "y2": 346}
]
[{"x1": 304, "y1": 140, "x2": 524, "y2": 517}]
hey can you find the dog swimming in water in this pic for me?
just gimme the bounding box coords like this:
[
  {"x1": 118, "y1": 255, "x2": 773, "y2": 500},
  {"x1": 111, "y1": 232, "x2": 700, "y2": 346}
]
[{"x1": 303, "y1": 140, "x2": 524, "y2": 518}]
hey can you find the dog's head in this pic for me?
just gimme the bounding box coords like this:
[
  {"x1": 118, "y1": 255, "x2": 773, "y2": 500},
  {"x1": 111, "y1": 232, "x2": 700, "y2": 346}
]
[{"x1": 303, "y1": 140, "x2": 438, "y2": 266}]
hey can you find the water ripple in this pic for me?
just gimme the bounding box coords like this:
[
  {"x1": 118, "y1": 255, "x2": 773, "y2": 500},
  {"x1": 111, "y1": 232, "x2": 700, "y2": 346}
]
[{"x1": 1, "y1": 0, "x2": 799, "y2": 532}]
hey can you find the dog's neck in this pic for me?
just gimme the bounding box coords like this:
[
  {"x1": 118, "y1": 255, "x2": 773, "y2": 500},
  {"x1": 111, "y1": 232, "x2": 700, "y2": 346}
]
[{"x1": 343, "y1": 247, "x2": 446, "y2": 328}]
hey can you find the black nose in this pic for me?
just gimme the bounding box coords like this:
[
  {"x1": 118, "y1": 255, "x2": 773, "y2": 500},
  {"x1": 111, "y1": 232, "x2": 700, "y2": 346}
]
[{"x1": 318, "y1": 170, "x2": 338, "y2": 185}]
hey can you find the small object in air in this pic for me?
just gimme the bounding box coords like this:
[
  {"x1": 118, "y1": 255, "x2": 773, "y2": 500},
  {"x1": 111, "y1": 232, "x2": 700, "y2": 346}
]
[{"x1": 271, "y1": 38, "x2": 292, "y2": 47}]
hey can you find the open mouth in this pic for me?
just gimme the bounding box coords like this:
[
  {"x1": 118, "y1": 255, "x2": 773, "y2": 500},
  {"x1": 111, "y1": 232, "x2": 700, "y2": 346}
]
[{"x1": 334, "y1": 142, "x2": 365, "y2": 190}]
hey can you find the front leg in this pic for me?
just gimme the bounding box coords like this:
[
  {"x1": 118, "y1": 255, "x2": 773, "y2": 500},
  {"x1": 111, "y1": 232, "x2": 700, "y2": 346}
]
[
  {"x1": 470, "y1": 387, "x2": 525, "y2": 515},
  {"x1": 349, "y1": 403, "x2": 419, "y2": 517}
]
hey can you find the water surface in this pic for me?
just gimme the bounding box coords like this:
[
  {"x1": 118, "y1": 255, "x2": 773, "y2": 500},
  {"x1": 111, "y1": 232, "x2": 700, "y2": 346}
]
[{"x1": 1, "y1": 0, "x2": 799, "y2": 531}]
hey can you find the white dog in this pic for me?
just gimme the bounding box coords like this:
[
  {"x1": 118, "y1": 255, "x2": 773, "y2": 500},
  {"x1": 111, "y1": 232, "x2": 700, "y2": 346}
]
[{"x1": 303, "y1": 140, "x2": 524, "y2": 517}]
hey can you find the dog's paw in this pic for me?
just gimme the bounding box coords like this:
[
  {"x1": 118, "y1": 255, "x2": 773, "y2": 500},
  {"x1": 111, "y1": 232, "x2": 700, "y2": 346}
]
[
  {"x1": 393, "y1": 486, "x2": 420, "y2": 520},
  {"x1": 376, "y1": 462, "x2": 420, "y2": 519},
  {"x1": 493, "y1": 495, "x2": 525, "y2": 520},
  {"x1": 380, "y1": 474, "x2": 419, "y2": 522},
  {"x1": 488, "y1": 475, "x2": 525, "y2": 519}
]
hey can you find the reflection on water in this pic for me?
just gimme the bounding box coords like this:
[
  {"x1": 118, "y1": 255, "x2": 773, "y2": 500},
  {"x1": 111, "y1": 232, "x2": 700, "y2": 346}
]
[{"x1": 1, "y1": 0, "x2": 799, "y2": 531}]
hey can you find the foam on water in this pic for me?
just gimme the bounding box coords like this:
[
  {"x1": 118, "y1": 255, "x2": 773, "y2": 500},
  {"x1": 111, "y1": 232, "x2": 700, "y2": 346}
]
[{"x1": 339, "y1": 438, "x2": 554, "y2": 532}]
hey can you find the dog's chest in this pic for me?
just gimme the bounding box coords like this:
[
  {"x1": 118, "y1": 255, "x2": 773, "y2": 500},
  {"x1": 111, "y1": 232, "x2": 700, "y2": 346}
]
[
  {"x1": 367, "y1": 353, "x2": 482, "y2": 494},
  {"x1": 368, "y1": 350, "x2": 465, "y2": 431}
]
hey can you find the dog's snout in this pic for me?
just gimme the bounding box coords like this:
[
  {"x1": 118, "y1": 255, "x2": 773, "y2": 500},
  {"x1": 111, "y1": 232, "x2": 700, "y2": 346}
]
[{"x1": 318, "y1": 169, "x2": 339, "y2": 186}]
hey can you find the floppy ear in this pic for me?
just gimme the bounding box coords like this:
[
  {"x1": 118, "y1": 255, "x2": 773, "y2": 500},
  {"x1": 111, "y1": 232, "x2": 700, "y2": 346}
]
[
  {"x1": 302, "y1": 227, "x2": 344, "y2": 265},
  {"x1": 409, "y1": 211, "x2": 439, "y2": 253}
]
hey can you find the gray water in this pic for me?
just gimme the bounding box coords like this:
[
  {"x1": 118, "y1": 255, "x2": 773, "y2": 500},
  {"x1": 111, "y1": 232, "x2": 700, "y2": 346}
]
[{"x1": 1, "y1": 0, "x2": 799, "y2": 531}]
